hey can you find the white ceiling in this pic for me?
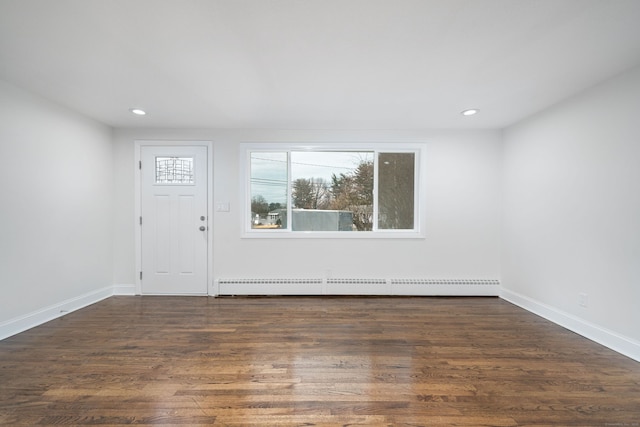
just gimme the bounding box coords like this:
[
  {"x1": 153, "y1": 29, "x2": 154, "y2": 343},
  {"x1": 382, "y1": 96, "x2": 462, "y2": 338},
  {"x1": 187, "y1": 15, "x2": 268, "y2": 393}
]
[{"x1": 1, "y1": 0, "x2": 640, "y2": 130}]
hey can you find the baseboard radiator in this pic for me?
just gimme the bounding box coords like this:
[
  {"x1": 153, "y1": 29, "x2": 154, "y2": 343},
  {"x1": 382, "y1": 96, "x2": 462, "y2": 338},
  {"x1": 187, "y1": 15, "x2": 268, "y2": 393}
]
[{"x1": 216, "y1": 278, "x2": 500, "y2": 296}]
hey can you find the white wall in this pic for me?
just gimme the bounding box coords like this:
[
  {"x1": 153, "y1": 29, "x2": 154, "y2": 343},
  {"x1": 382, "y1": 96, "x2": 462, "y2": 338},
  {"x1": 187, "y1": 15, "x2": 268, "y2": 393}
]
[
  {"x1": 0, "y1": 80, "x2": 114, "y2": 326},
  {"x1": 502, "y1": 65, "x2": 640, "y2": 351},
  {"x1": 113, "y1": 129, "x2": 502, "y2": 289}
]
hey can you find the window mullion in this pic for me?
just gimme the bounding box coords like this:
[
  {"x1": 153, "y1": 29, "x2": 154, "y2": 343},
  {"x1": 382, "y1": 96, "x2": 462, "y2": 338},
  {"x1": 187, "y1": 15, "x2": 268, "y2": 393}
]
[
  {"x1": 286, "y1": 151, "x2": 292, "y2": 232},
  {"x1": 372, "y1": 150, "x2": 379, "y2": 231},
  {"x1": 413, "y1": 152, "x2": 419, "y2": 231}
]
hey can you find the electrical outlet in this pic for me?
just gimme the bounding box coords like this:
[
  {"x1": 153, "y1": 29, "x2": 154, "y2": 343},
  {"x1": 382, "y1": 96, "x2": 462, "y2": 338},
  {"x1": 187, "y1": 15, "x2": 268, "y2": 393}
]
[{"x1": 578, "y1": 292, "x2": 588, "y2": 308}]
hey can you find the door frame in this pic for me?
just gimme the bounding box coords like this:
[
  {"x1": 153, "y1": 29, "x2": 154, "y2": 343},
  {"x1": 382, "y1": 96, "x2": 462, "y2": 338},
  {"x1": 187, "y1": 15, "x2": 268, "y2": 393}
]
[{"x1": 134, "y1": 140, "x2": 214, "y2": 296}]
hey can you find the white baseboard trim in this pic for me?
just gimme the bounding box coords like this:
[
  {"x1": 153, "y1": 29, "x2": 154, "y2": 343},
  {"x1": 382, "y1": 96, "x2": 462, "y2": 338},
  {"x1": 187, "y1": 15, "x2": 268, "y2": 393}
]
[
  {"x1": 500, "y1": 288, "x2": 640, "y2": 363},
  {"x1": 113, "y1": 283, "x2": 136, "y2": 295},
  {"x1": 0, "y1": 286, "x2": 114, "y2": 341}
]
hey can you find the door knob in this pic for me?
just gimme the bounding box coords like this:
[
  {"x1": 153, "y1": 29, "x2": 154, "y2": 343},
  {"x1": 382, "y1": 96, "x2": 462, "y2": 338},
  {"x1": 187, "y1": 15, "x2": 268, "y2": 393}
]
[{"x1": 199, "y1": 226, "x2": 206, "y2": 231}]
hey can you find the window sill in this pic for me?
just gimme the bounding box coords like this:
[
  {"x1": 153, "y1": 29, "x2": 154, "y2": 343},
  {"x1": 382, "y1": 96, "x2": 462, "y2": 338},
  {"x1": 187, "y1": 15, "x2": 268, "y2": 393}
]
[{"x1": 241, "y1": 230, "x2": 426, "y2": 239}]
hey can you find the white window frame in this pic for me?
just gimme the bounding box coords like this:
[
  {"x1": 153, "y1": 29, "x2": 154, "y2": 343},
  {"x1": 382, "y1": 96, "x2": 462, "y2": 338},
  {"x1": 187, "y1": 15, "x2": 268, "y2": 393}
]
[{"x1": 240, "y1": 142, "x2": 427, "y2": 239}]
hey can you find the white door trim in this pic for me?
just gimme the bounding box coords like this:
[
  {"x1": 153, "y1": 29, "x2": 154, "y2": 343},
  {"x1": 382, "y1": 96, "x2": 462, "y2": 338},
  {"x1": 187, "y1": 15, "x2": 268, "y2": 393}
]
[{"x1": 134, "y1": 140, "x2": 214, "y2": 296}]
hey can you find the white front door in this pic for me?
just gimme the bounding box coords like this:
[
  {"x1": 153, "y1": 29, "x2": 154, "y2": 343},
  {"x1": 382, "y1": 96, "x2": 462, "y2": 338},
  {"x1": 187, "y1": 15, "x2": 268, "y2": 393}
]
[{"x1": 140, "y1": 146, "x2": 208, "y2": 294}]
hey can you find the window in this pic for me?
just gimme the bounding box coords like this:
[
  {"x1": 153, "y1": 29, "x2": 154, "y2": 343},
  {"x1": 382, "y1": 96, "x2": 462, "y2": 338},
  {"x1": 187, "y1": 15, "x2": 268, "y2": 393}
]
[
  {"x1": 242, "y1": 143, "x2": 425, "y2": 238},
  {"x1": 378, "y1": 152, "x2": 415, "y2": 230},
  {"x1": 155, "y1": 156, "x2": 194, "y2": 184},
  {"x1": 250, "y1": 152, "x2": 288, "y2": 229}
]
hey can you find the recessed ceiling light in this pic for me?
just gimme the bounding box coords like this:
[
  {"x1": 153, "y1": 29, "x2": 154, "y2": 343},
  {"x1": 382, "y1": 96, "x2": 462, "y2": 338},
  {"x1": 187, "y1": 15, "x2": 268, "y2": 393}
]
[
  {"x1": 461, "y1": 109, "x2": 479, "y2": 116},
  {"x1": 130, "y1": 108, "x2": 146, "y2": 116}
]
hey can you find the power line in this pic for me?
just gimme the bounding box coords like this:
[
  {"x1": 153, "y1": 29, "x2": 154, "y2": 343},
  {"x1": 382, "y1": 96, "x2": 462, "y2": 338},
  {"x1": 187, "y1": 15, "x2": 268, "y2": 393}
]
[{"x1": 251, "y1": 156, "x2": 355, "y2": 171}]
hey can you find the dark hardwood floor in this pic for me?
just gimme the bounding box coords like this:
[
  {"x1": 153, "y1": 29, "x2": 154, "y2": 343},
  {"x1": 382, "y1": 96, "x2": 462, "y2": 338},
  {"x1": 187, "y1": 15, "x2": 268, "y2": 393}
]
[{"x1": 1, "y1": 296, "x2": 639, "y2": 426}]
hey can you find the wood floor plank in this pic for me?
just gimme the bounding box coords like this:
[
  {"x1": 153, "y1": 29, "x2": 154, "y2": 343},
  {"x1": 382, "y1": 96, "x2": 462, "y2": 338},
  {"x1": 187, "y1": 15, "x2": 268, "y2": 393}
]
[{"x1": 1, "y1": 296, "x2": 639, "y2": 426}]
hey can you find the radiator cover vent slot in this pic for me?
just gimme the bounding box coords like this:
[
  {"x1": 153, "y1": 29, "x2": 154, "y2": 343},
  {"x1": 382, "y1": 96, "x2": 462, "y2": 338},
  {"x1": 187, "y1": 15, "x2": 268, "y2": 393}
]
[
  {"x1": 327, "y1": 278, "x2": 387, "y2": 285},
  {"x1": 218, "y1": 278, "x2": 323, "y2": 285},
  {"x1": 391, "y1": 279, "x2": 500, "y2": 286}
]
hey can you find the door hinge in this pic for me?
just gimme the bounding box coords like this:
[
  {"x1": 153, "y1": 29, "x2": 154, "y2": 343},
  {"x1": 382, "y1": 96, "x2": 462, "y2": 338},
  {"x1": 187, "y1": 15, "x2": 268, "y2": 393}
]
[
  {"x1": 139, "y1": 160, "x2": 142, "y2": 170},
  {"x1": 139, "y1": 216, "x2": 142, "y2": 225},
  {"x1": 140, "y1": 271, "x2": 143, "y2": 280}
]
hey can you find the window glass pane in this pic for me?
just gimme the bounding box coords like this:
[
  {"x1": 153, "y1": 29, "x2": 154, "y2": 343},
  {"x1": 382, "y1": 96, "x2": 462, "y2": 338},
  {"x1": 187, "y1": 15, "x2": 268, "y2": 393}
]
[
  {"x1": 250, "y1": 152, "x2": 288, "y2": 229},
  {"x1": 155, "y1": 157, "x2": 194, "y2": 184},
  {"x1": 378, "y1": 152, "x2": 415, "y2": 230},
  {"x1": 291, "y1": 151, "x2": 373, "y2": 231}
]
